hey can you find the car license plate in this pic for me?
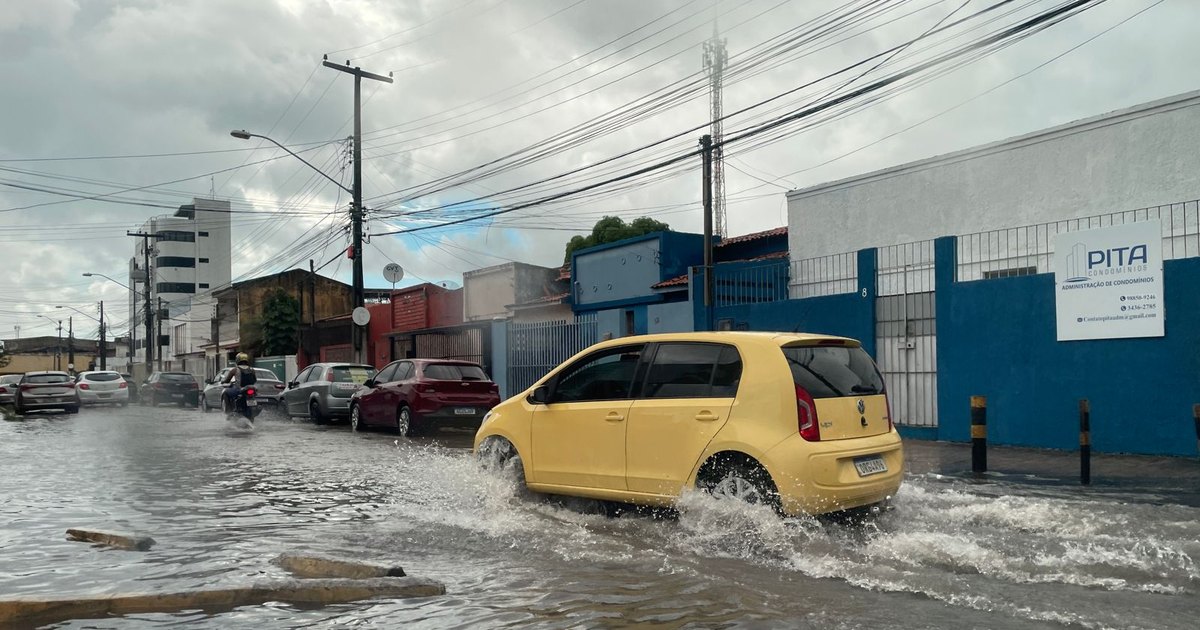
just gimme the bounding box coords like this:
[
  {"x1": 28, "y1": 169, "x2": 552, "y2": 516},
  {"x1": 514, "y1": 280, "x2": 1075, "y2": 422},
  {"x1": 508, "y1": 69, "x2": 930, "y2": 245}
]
[
  {"x1": 246, "y1": 399, "x2": 258, "y2": 407},
  {"x1": 853, "y1": 455, "x2": 888, "y2": 477},
  {"x1": 171, "y1": 393, "x2": 184, "y2": 399},
  {"x1": 454, "y1": 407, "x2": 476, "y2": 415},
  {"x1": 99, "y1": 393, "x2": 111, "y2": 398}
]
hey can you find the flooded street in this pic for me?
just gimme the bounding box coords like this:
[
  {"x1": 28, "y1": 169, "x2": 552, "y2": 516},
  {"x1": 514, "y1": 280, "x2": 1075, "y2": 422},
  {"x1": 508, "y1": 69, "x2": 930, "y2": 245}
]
[{"x1": 1, "y1": 405, "x2": 1197, "y2": 629}]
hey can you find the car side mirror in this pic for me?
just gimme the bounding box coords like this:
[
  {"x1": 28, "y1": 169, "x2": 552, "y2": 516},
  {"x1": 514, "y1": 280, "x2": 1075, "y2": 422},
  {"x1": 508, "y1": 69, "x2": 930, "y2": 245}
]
[
  {"x1": 363, "y1": 378, "x2": 376, "y2": 389},
  {"x1": 288, "y1": 381, "x2": 298, "y2": 389},
  {"x1": 528, "y1": 385, "x2": 551, "y2": 405},
  {"x1": 204, "y1": 379, "x2": 213, "y2": 385}
]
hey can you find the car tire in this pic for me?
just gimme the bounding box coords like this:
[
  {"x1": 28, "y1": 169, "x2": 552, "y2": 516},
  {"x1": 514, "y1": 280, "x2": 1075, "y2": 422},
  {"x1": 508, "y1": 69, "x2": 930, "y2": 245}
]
[
  {"x1": 201, "y1": 396, "x2": 210, "y2": 413},
  {"x1": 477, "y1": 437, "x2": 526, "y2": 485},
  {"x1": 13, "y1": 397, "x2": 25, "y2": 416},
  {"x1": 396, "y1": 405, "x2": 415, "y2": 437},
  {"x1": 701, "y1": 459, "x2": 781, "y2": 512},
  {"x1": 310, "y1": 400, "x2": 327, "y2": 426},
  {"x1": 350, "y1": 404, "x2": 364, "y2": 432},
  {"x1": 66, "y1": 406, "x2": 79, "y2": 415}
]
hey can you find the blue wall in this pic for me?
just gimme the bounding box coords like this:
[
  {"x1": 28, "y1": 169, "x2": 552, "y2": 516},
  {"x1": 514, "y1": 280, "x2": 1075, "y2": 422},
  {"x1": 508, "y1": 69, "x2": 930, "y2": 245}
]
[
  {"x1": 937, "y1": 251, "x2": 1200, "y2": 456},
  {"x1": 648, "y1": 301, "x2": 694, "y2": 334}
]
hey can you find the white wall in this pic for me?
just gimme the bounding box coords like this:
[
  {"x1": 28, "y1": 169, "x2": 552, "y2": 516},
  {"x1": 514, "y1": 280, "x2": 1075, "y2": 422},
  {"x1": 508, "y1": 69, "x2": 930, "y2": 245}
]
[{"x1": 787, "y1": 91, "x2": 1200, "y2": 261}]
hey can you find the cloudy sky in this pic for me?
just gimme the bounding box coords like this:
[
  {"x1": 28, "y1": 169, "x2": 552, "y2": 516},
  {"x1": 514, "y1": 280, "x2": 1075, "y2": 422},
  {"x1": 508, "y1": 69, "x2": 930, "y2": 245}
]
[{"x1": 0, "y1": 0, "x2": 1194, "y2": 340}]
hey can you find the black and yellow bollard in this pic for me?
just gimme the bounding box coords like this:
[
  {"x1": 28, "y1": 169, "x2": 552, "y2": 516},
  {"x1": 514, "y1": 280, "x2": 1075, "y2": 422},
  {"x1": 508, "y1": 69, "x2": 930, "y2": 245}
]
[
  {"x1": 971, "y1": 396, "x2": 987, "y2": 474},
  {"x1": 1079, "y1": 399, "x2": 1091, "y2": 485}
]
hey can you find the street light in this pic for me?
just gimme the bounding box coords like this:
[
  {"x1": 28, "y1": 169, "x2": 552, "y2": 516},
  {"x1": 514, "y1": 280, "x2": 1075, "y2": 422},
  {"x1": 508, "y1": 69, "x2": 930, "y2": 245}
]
[
  {"x1": 36, "y1": 314, "x2": 63, "y2": 371},
  {"x1": 229, "y1": 131, "x2": 352, "y2": 194},
  {"x1": 230, "y1": 129, "x2": 365, "y2": 363},
  {"x1": 56, "y1": 304, "x2": 98, "y2": 322},
  {"x1": 83, "y1": 272, "x2": 130, "y2": 371}
]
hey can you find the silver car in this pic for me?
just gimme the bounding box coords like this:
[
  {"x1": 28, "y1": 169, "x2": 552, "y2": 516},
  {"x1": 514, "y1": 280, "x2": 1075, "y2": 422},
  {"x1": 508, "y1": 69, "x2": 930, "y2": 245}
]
[
  {"x1": 200, "y1": 367, "x2": 287, "y2": 412},
  {"x1": 14, "y1": 371, "x2": 80, "y2": 415},
  {"x1": 76, "y1": 371, "x2": 131, "y2": 406},
  {"x1": 0, "y1": 374, "x2": 22, "y2": 405},
  {"x1": 283, "y1": 363, "x2": 376, "y2": 424}
]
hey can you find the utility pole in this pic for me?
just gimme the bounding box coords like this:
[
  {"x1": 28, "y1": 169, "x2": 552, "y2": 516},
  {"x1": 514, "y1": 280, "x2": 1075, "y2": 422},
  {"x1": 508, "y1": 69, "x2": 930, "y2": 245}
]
[
  {"x1": 55, "y1": 320, "x2": 63, "y2": 371},
  {"x1": 156, "y1": 298, "x2": 165, "y2": 372},
  {"x1": 99, "y1": 301, "x2": 107, "y2": 370},
  {"x1": 128, "y1": 231, "x2": 155, "y2": 376},
  {"x1": 67, "y1": 316, "x2": 74, "y2": 374},
  {"x1": 700, "y1": 134, "x2": 714, "y2": 332},
  {"x1": 323, "y1": 56, "x2": 393, "y2": 363},
  {"x1": 703, "y1": 18, "x2": 728, "y2": 238}
]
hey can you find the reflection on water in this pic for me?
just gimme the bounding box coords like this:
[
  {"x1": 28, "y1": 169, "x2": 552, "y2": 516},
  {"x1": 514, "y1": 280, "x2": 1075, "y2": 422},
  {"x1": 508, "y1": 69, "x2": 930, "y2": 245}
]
[{"x1": 1, "y1": 406, "x2": 1197, "y2": 629}]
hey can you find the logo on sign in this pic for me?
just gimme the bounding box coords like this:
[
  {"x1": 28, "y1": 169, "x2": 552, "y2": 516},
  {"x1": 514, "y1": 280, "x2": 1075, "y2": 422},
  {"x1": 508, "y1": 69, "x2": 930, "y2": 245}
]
[
  {"x1": 1064, "y1": 241, "x2": 1149, "y2": 282},
  {"x1": 856, "y1": 399, "x2": 865, "y2": 414}
]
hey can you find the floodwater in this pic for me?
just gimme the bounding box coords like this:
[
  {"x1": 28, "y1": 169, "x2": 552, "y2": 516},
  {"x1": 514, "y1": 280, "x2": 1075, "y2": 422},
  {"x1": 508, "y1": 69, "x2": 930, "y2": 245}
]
[{"x1": 1, "y1": 405, "x2": 1197, "y2": 629}]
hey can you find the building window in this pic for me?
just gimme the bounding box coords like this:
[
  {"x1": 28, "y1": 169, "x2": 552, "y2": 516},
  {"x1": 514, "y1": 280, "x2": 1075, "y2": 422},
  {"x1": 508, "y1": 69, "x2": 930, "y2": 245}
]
[
  {"x1": 157, "y1": 282, "x2": 196, "y2": 294},
  {"x1": 156, "y1": 256, "x2": 195, "y2": 268},
  {"x1": 198, "y1": 231, "x2": 209, "y2": 237},
  {"x1": 156, "y1": 230, "x2": 195, "y2": 243},
  {"x1": 983, "y1": 266, "x2": 1037, "y2": 280},
  {"x1": 199, "y1": 257, "x2": 209, "y2": 263},
  {"x1": 199, "y1": 283, "x2": 210, "y2": 289}
]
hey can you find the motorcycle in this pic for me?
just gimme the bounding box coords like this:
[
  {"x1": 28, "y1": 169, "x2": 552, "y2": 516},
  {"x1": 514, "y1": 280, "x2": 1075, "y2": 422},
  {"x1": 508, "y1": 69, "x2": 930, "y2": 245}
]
[{"x1": 223, "y1": 386, "x2": 261, "y2": 423}]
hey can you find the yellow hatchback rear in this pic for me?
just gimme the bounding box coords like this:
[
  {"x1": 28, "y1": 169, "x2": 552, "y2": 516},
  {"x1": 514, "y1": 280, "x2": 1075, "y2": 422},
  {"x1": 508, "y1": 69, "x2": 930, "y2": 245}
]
[{"x1": 474, "y1": 332, "x2": 903, "y2": 517}]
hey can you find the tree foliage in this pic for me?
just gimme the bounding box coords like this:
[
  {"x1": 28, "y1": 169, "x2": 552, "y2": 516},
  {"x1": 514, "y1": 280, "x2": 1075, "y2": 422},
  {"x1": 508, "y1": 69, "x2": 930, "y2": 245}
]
[
  {"x1": 252, "y1": 289, "x2": 301, "y2": 357},
  {"x1": 564, "y1": 216, "x2": 671, "y2": 263}
]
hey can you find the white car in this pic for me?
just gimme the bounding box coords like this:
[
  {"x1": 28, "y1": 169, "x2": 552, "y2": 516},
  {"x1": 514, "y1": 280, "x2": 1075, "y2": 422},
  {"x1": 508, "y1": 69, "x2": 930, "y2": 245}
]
[{"x1": 75, "y1": 371, "x2": 131, "y2": 406}]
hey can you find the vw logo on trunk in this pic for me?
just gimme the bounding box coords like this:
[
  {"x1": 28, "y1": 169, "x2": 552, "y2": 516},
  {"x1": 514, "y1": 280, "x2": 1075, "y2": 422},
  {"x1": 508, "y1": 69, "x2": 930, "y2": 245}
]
[{"x1": 856, "y1": 399, "x2": 866, "y2": 414}]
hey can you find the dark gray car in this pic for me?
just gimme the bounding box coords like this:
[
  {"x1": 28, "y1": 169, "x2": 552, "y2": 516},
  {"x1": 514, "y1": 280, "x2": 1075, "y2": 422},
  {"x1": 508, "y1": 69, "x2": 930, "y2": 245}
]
[
  {"x1": 283, "y1": 363, "x2": 376, "y2": 424},
  {"x1": 200, "y1": 367, "x2": 286, "y2": 411}
]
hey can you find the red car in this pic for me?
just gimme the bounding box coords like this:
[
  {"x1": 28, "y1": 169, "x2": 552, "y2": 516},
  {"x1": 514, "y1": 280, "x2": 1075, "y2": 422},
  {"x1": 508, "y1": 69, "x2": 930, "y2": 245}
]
[{"x1": 350, "y1": 359, "x2": 500, "y2": 436}]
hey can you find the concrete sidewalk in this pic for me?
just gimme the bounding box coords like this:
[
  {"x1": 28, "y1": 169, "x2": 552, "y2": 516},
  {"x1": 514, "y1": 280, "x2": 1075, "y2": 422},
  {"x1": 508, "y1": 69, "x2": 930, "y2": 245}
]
[{"x1": 902, "y1": 439, "x2": 1200, "y2": 506}]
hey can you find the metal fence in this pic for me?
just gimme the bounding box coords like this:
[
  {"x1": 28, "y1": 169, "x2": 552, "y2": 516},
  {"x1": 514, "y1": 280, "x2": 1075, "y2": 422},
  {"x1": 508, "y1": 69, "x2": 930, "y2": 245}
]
[
  {"x1": 876, "y1": 240, "x2": 936, "y2": 296},
  {"x1": 789, "y1": 251, "x2": 857, "y2": 298},
  {"x1": 506, "y1": 314, "x2": 598, "y2": 395},
  {"x1": 957, "y1": 200, "x2": 1200, "y2": 281},
  {"x1": 713, "y1": 261, "x2": 790, "y2": 307}
]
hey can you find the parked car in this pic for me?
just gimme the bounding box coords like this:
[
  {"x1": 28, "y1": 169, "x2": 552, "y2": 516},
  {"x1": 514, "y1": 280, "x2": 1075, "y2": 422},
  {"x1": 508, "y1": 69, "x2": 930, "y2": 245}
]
[
  {"x1": 200, "y1": 367, "x2": 286, "y2": 412},
  {"x1": 75, "y1": 371, "x2": 130, "y2": 406},
  {"x1": 13, "y1": 371, "x2": 80, "y2": 415},
  {"x1": 0, "y1": 374, "x2": 22, "y2": 405},
  {"x1": 350, "y1": 359, "x2": 500, "y2": 436},
  {"x1": 120, "y1": 373, "x2": 139, "y2": 403},
  {"x1": 283, "y1": 363, "x2": 376, "y2": 424},
  {"x1": 473, "y1": 332, "x2": 903, "y2": 518},
  {"x1": 139, "y1": 372, "x2": 200, "y2": 407}
]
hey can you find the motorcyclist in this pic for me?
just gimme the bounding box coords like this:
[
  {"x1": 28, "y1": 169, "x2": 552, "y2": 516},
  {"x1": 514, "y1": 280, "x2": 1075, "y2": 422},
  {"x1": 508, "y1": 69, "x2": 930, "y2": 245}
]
[{"x1": 222, "y1": 353, "x2": 257, "y2": 411}]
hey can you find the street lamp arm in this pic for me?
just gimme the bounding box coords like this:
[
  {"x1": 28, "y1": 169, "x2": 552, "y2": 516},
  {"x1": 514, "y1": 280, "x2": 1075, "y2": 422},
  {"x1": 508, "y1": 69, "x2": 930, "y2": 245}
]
[
  {"x1": 56, "y1": 305, "x2": 100, "y2": 323},
  {"x1": 229, "y1": 130, "x2": 353, "y2": 195},
  {"x1": 82, "y1": 272, "x2": 132, "y2": 292}
]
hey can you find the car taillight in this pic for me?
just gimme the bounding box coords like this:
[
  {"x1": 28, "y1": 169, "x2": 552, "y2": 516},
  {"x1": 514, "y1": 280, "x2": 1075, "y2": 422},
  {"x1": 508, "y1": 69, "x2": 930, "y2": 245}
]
[
  {"x1": 245, "y1": 388, "x2": 256, "y2": 396},
  {"x1": 79, "y1": 383, "x2": 90, "y2": 390},
  {"x1": 0, "y1": 386, "x2": 6, "y2": 394},
  {"x1": 154, "y1": 383, "x2": 165, "y2": 389},
  {"x1": 326, "y1": 371, "x2": 334, "y2": 382},
  {"x1": 189, "y1": 383, "x2": 198, "y2": 389},
  {"x1": 119, "y1": 382, "x2": 128, "y2": 389},
  {"x1": 489, "y1": 383, "x2": 499, "y2": 393},
  {"x1": 20, "y1": 384, "x2": 34, "y2": 391},
  {"x1": 796, "y1": 385, "x2": 821, "y2": 442}
]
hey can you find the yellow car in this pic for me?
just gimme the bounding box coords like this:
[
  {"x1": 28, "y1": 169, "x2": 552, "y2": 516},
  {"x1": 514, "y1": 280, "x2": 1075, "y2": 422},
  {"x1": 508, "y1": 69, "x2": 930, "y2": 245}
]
[{"x1": 474, "y1": 332, "x2": 903, "y2": 516}]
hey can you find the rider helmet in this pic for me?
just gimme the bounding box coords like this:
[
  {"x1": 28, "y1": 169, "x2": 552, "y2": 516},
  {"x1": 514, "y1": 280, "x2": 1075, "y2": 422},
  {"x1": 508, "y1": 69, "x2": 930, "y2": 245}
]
[{"x1": 236, "y1": 352, "x2": 250, "y2": 366}]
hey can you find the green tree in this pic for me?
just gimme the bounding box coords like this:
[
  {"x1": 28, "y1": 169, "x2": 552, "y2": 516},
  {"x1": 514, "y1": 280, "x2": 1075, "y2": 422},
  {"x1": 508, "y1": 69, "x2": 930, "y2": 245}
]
[
  {"x1": 254, "y1": 289, "x2": 301, "y2": 357},
  {"x1": 563, "y1": 216, "x2": 671, "y2": 263}
]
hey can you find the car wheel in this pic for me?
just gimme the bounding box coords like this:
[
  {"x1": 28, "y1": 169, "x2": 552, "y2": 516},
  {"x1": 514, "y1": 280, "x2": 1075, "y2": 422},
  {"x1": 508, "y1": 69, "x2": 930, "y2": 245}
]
[
  {"x1": 477, "y1": 437, "x2": 526, "y2": 485},
  {"x1": 67, "y1": 406, "x2": 80, "y2": 415},
  {"x1": 13, "y1": 397, "x2": 24, "y2": 416},
  {"x1": 200, "y1": 396, "x2": 210, "y2": 413},
  {"x1": 703, "y1": 460, "x2": 781, "y2": 512},
  {"x1": 350, "y1": 404, "x2": 364, "y2": 432},
  {"x1": 309, "y1": 400, "x2": 327, "y2": 426},
  {"x1": 396, "y1": 405, "x2": 415, "y2": 437}
]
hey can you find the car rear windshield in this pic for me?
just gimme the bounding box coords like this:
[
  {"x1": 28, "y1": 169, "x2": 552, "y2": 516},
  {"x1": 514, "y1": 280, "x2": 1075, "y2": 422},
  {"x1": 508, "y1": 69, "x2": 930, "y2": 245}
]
[
  {"x1": 85, "y1": 373, "x2": 121, "y2": 382},
  {"x1": 26, "y1": 374, "x2": 70, "y2": 384},
  {"x1": 253, "y1": 369, "x2": 278, "y2": 381},
  {"x1": 423, "y1": 364, "x2": 488, "y2": 381},
  {"x1": 782, "y1": 345, "x2": 884, "y2": 399},
  {"x1": 331, "y1": 366, "x2": 375, "y2": 383},
  {"x1": 161, "y1": 373, "x2": 196, "y2": 382},
  {"x1": 1, "y1": 375, "x2": 21, "y2": 384}
]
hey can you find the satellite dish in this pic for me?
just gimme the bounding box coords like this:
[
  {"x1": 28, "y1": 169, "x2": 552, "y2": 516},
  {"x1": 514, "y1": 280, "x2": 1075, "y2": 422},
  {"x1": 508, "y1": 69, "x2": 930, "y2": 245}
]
[
  {"x1": 437, "y1": 280, "x2": 461, "y2": 290},
  {"x1": 383, "y1": 263, "x2": 405, "y2": 285},
  {"x1": 352, "y1": 306, "x2": 371, "y2": 327}
]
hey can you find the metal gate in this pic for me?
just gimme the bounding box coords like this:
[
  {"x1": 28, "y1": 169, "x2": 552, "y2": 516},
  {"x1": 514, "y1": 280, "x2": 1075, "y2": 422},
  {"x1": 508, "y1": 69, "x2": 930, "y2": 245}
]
[
  {"x1": 391, "y1": 323, "x2": 492, "y2": 376},
  {"x1": 507, "y1": 314, "x2": 598, "y2": 395},
  {"x1": 875, "y1": 241, "x2": 938, "y2": 428}
]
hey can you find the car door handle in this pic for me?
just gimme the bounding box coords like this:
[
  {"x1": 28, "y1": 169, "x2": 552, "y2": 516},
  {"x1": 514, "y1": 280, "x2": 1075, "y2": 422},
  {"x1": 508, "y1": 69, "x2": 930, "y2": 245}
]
[
  {"x1": 605, "y1": 412, "x2": 625, "y2": 422},
  {"x1": 694, "y1": 411, "x2": 720, "y2": 422}
]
